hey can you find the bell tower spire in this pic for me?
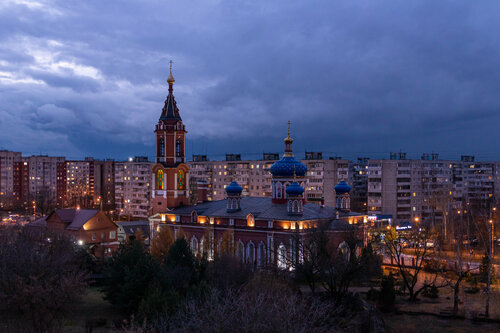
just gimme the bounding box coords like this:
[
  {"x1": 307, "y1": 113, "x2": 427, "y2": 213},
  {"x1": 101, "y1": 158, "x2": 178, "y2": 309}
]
[{"x1": 152, "y1": 62, "x2": 190, "y2": 214}]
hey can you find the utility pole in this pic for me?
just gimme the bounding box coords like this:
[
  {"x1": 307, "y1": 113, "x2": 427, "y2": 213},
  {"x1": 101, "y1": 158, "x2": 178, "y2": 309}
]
[{"x1": 485, "y1": 206, "x2": 495, "y2": 317}]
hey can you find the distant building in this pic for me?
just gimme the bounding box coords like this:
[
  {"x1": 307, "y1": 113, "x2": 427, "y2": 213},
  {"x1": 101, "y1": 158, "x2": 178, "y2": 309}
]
[
  {"x1": 23, "y1": 155, "x2": 67, "y2": 207},
  {"x1": 28, "y1": 208, "x2": 119, "y2": 257},
  {"x1": 115, "y1": 157, "x2": 153, "y2": 219},
  {"x1": 66, "y1": 158, "x2": 115, "y2": 210},
  {"x1": 0, "y1": 150, "x2": 22, "y2": 208},
  {"x1": 188, "y1": 153, "x2": 349, "y2": 207}
]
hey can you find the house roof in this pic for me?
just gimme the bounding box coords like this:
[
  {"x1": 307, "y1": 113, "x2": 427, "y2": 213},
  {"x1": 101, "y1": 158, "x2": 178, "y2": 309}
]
[
  {"x1": 28, "y1": 216, "x2": 47, "y2": 227},
  {"x1": 116, "y1": 220, "x2": 150, "y2": 238},
  {"x1": 65, "y1": 209, "x2": 99, "y2": 230},
  {"x1": 168, "y1": 197, "x2": 364, "y2": 222}
]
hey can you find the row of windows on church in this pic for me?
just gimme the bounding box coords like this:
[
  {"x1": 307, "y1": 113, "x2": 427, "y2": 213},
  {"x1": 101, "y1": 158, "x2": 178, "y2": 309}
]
[
  {"x1": 188, "y1": 238, "x2": 350, "y2": 270},
  {"x1": 158, "y1": 138, "x2": 184, "y2": 157},
  {"x1": 156, "y1": 169, "x2": 185, "y2": 190}
]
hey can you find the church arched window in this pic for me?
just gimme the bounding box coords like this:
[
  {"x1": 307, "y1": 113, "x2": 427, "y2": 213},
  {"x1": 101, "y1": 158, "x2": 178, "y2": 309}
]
[
  {"x1": 276, "y1": 182, "x2": 282, "y2": 199},
  {"x1": 257, "y1": 242, "x2": 266, "y2": 267},
  {"x1": 190, "y1": 236, "x2": 199, "y2": 257},
  {"x1": 176, "y1": 139, "x2": 182, "y2": 157},
  {"x1": 157, "y1": 169, "x2": 164, "y2": 190},
  {"x1": 177, "y1": 169, "x2": 185, "y2": 190},
  {"x1": 293, "y1": 200, "x2": 299, "y2": 213},
  {"x1": 159, "y1": 138, "x2": 165, "y2": 157},
  {"x1": 236, "y1": 241, "x2": 245, "y2": 263},
  {"x1": 247, "y1": 242, "x2": 255, "y2": 266},
  {"x1": 247, "y1": 214, "x2": 255, "y2": 227},
  {"x1": 191, "y1": 210, "x2": 198, "y2": 223},
  {"x1": 277, "y1": 243, "x2": 287, "y2": 269},
  {"x1": 338, "y1": 241, "x2": 351, "y2": 262}
]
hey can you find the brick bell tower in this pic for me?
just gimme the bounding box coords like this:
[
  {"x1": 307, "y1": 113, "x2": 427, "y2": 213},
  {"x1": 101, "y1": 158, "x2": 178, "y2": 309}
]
[{"x1": 152, "y1": 61, "x2": 189, "y2": 214}]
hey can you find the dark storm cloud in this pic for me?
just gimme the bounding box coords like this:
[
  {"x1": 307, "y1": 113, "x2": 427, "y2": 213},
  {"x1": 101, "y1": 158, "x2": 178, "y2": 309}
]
[{"x1": 1, "y1": 0, "x2": 500, "y2": 160}]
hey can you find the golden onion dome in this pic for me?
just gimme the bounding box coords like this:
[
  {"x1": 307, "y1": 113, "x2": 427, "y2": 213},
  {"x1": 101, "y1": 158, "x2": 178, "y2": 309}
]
[{"x1": 167, "y1": 60, "x2": 175, "y2": 84}]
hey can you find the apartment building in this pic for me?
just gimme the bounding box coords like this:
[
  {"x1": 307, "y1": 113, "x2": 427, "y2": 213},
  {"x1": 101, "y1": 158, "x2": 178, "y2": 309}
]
[
  {"x1": 188, "y1": 152, "x2": 350, "y2": 207},
  {"x1": 366, "y1": 152, "x2": 500, "y2": 224},
  {"x1": 349, "y1": 157, "x2": 370, "y2": 213},
  {"x1": 23, "y1": 155, "x2": 66, "y2": 207},
  {"x1": 66, "y1": 159, "x2": 94, "y2": 207},
  {"x1": 66, "y1": 158, "x2": 115, "y2": 209},
  {"x1": 0, "y1": 150, "x2": 22, "y2": 208},
  {"x1": 115, "y1": 157, "x2": 152, "y2": 219},
  {"x1": 94, "y1": 159, "x2": 115, "y2": 210}
]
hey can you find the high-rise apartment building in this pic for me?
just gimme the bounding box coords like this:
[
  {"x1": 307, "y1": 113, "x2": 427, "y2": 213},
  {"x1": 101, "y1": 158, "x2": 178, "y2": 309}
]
[
  {"x1": 94, "y1": 159, "x2": 115, "y2": 210},
  {"x1": 115, "y1": 157, "x2": 153, "y2": 219},
  {"x1": 22, "y1": 155, "x2": 66, "y2": 208},
  {"x1": 188, "y1": 153, "x2": 350, "y2": 207},
  {"x1": 0, "y1": 150, "x2": 22, "y2": 208}
]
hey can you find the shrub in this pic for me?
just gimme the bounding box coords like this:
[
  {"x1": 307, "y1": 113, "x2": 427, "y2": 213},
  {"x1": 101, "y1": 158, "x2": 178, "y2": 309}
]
[
  {"x1": 378, "y1": 273, "x2": 396, "y2": 312},
  {"x1": 422, "y1": 285, "x2": 439, "y2": 298}
]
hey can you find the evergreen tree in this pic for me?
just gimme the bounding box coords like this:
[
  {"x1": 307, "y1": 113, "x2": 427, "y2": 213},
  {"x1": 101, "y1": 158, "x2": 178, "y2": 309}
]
[{"x1": 103, "y1": 239, "x2": 164, "y2": 315}]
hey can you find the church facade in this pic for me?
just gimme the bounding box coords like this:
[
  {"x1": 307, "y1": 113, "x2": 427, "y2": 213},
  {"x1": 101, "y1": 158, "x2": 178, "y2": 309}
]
[{"x1": 148, "y1": 69, "x2": 368, "y2": 267}]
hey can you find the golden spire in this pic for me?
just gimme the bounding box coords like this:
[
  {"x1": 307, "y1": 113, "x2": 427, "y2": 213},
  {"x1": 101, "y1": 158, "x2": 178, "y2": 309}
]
[
  {"x1": 283, "y1": 120, "x2": 294, "y2": 157},
  {"x1": 284, "y1": 120, "x2": 293, "y2": 144},
  {"x1": 167, "y1": 60, "x2": 175, "y2": 84}
]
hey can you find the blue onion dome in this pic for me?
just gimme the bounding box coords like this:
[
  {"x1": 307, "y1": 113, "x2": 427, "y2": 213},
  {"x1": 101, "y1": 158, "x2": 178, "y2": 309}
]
[
  {"x1": 225, "y1": 181, "x2": 243, "y2": 194},
  {"x1": 270, "y1": 157, "x2": 308, "y2": 178},
  {"x1": 334, "y1": 180, "x2": 352, "y2": 194},
  {"x1": 286, "y1": 182, "x2": 304, "y2": 196}
]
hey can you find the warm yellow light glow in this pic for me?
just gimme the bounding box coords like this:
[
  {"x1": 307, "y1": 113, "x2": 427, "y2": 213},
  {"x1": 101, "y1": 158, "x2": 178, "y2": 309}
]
[
  {"x1": 414, "y1": 217, "x2": 419, "y2": 222},
  {"x1": 291, "y1": 222, "x2": 296, "y2": 230}
]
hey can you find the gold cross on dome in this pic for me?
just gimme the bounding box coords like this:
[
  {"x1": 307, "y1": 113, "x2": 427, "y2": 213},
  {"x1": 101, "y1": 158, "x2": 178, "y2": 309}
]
[{"x1": 169, "y1": 60, "x2": 173, "y2": 72}]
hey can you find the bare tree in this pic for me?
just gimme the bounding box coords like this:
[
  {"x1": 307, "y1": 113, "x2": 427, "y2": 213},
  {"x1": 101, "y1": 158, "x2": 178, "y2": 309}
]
[
  {"x1": 436, "y1": 211, "x2": 474, "y2": 314},
  {"x1": 0, "y1": 226, "x2": 88, "y2": 331},
  {"x1": 383, "y1": 227, "x2": 441, "y2": 301}
]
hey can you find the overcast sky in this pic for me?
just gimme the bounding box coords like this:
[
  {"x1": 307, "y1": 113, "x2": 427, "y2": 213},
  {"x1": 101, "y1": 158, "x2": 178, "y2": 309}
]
[{"x1": 1, "y1": 0, "x2": 500, "y2": 161}]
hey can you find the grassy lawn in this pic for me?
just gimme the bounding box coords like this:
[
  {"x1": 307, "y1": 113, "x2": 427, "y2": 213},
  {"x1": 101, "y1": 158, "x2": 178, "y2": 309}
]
[
  {"x1": 385, "y1": 313, "x2": 500, "y2": 333},
  {"x1": 63, "y1": 286, "x2": 124, "y2": 332},
  {"x1": 379, "y1": 282, "x2": 500, "y2": 332}
]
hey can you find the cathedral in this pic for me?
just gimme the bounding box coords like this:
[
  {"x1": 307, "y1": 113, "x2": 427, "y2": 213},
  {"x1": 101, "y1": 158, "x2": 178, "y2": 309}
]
[{"x1": 149, "y1": 65, "x2": 367, "y2": 268}]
